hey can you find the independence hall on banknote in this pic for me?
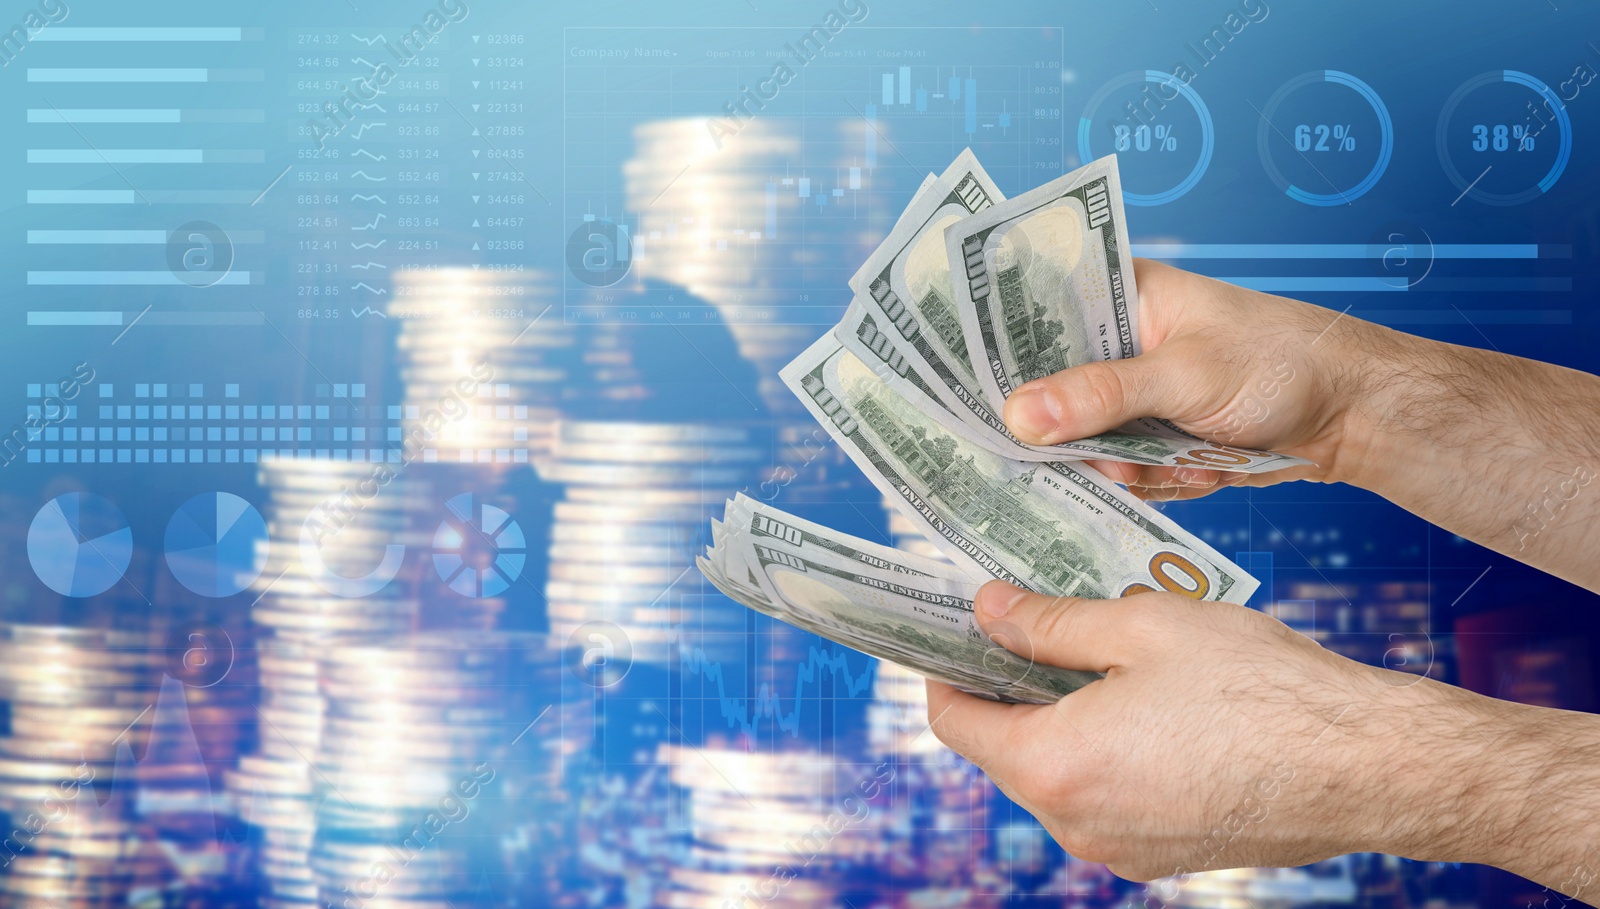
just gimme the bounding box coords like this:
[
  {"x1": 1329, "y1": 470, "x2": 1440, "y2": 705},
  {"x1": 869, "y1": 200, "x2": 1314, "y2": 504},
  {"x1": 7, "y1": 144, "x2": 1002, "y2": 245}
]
[
  {"x1": 854, "y1": 392, "x2": 1101, "y2": 596},
  {"x1": 997, "y1": 267, "x2": 1071, "y2": 381}
]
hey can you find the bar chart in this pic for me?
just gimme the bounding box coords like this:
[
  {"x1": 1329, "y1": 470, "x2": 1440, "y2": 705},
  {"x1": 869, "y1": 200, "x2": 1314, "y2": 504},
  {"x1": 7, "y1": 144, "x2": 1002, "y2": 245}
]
[{"x1": 563, "y1": 26, "x2": 1065, "y2": 324}]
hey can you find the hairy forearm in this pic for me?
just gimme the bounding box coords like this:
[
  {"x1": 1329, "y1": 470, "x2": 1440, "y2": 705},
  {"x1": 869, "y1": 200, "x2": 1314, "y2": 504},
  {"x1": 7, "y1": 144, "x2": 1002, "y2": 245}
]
[
  {"x1": 1376, "y1": 678, "x2": 1600, "y2": 899},
  {"x1": 1333, "y1": 322, "x2": 1600, "y2": 590}
]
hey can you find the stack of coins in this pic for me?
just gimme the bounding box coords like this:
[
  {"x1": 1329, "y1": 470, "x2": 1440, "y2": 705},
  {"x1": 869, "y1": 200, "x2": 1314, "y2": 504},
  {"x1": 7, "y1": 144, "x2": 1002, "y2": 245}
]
[
  {"x1": 566, "y1": 764, "x2": 677, "y2": 908},
  {"x1": 309, "y1": 631, "x2": 576, "y2": 907},
  {"x1": 0, "y1": 623, "x2": 154, "y2": 907},
  {"x1": 660, "y1": 743, "x2": 893, "y2": 909},
  {"x1": 622, "y1": 118, "x2": 897, "y2": 419},
  {"x1": 894, "y1": 753, "x2": 996, "y2": 894},
  {"x1": 226, "y1": 638, "x2": 322, "y2": 905},
  {"x1": 247, "y1": 459, "x2": 431, "y2": 644},
  {"x1": 0, "y1": 622, "x2": 250, "y2": 905},
  {"x1": 864, "y1": 661, "x2": 1001, "y2": 903},
  {"x1": 390, "y1": 267, "x2": 575, "y2": 465},
  {"x1": 541, "y1": 422, "x2": 764, "y2": 668},
  {"x1": 229, "y1": 458, "x2": 432, "y2": 906},
  {"x1": 1164, "y1": 864, "x2": 1359, "y2": 909}
]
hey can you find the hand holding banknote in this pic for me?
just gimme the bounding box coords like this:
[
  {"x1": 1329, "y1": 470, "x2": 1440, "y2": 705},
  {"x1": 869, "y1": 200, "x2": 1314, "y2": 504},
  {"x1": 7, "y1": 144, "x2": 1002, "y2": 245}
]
[
  {"x1": 703, "y1": 149, "x2": 1600, "y2": 896},
  {"x1": 998, "y1": 255, "x2": 1600, "y2": 593},
  {"x1": 1002, "y1": 257, "x2": 1373, "y2": 500},
  {"x1": 924, "y1": 581, "x2": 1574, "y2": 884},
  {"x1": 930, "y1": 250, "x2": 1600, "y2": 894}
]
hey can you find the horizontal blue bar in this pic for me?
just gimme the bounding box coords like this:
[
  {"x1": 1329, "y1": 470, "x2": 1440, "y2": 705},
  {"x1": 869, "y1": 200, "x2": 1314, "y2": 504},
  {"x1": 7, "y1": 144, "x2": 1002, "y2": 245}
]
[
  {"x1": 34, "y1": 27, "x2": 247, "y2": 41},
  {"x1": 1212, "y1": 276, "x2": 1568, "y2": 294},
  {"x1": 143, "y1": 312, "x2": 264, "y2": 325},
  {"x1": 28, "y1": 312, "x2": 121, "y2": 326},
  {"x1": 31, "y1": 108, "x2": 173, "y2": 123},
  {"x1": 28, "y1": 149, "x2": 263, "y2": 164},
  {"x1": 26, "y1": 311, "x2": 265, "y2": 326},
  {"x1": 28, "y1": 230, "x2": 264, "y2": 244},
  {"x1": 27, "y1": 68, "x2": 263, "y2": 82},
  {"x1": 1219, "y1": 277, "x2": 1406, "y2": 293},
  {"x1": 28, "y1": 271, "x2": 252, "y2": 285},
  {"x1": 1411, "y1": 277, "x2": 1571, "y2": 292},
  {"x1": 1134, "y1": 243, "x2": 1543, "y2": 259},
  {"x1": 27, "y1": 108, "x2": 266, "y2": 123},
  {"x1": 30, "y1": 149, "x2": 200, "y2": 164},
  {"x1": 28, "y1": 189, "x2": 259, "y2": 203},
  {"x1": 30, "y1": 229, "x2": 168, "y2": 243},
  {"x1": 1361, "y1": 310, "x2": 1570, "y2": 325},
  {"x1": 28, "y1": 190, "x2": 135, "y2": 203},
  {"x1": 30, "y1": 68, "x2": 206, "y2": 82}
]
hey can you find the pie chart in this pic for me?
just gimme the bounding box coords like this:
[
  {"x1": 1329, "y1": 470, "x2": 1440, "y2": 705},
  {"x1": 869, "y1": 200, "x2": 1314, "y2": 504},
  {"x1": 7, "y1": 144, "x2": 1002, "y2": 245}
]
[
  {"x1": 164, "y1": 492, "x2": 267, "y2": 598},
  {"x1": 432, "y1": 493, "x2": 526, "y2": 598},
  {"x1": 27, "y1": 493, "x2": 134, "y2": 598}
]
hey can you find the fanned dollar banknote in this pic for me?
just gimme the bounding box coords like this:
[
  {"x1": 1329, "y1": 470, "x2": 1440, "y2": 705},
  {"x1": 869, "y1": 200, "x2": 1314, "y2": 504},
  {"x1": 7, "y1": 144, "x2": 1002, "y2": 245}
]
[
  {"x1": 781, "y1": 336, "x2": 1258, "y2": 603},
  {"x1": 700, "y1": 151, "x2": 1289, "y2": 704},
  {"x1": 701, "y1": 495, "x2": 1100, "y2": 704},
  {"x1": 843, "y1": 151, "x2": 1304, "y2": 473}
]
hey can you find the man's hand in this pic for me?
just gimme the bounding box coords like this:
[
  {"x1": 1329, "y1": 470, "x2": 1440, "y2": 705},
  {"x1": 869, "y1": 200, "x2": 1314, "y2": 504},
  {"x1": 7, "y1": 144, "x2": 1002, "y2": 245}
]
[
  {"x1": 1002, "y1": 258, "x2": 1378, "y2": 499},
  {"x1": 927, "y1": 581, "x2": 1600, "y2": 895},
  {"x1": 1000, "y1": 258, "x2": 1600, "y2": 591}
]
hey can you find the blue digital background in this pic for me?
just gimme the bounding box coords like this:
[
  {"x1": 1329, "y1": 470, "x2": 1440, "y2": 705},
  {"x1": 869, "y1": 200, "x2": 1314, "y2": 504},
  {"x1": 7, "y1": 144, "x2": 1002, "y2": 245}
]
[{"x1": 0, "y1": 0, "x2": 1596, "y2": 907}]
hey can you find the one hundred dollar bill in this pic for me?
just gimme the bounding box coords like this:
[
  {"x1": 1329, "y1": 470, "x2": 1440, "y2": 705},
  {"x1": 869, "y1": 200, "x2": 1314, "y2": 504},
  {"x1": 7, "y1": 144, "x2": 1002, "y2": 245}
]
[
  {"x1": 946, "y1": 155, "x2": 1138, "y2": 408},
  {"x1": 846, "y1": 152, "x2": 1301, "y2": 473},
  {"x1": 845, "y1": 148, "x2": 1009, "y2": 438},
  {"x1": 780, "y1": 335, "x2": 1259, "y2": 604},
  {"x1": 839, "y1": 296, "x2": 1299, "y2": 470},
  {"x1": 723, "y1": 492, "x2": 962, "y2": 582},
  {"x1": 702, "y1": 500, "x2": 1099, "y2": 704}
]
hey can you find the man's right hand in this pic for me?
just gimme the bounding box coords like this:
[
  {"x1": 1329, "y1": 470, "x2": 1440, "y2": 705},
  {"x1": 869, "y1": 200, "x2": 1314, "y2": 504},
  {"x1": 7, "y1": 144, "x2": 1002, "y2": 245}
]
[
  {"x1": 1003, "y1": 258, "x2": 1391, "y2": 501},
  {"x1": 1001, "y1": 258, "x2": 1600, "y2": 592}
]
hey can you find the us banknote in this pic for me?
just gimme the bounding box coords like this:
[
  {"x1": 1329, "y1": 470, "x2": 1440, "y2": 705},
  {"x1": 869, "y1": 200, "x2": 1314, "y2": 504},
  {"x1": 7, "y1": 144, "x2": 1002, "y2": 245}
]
[
  {"x1": 844, "y1": 148, "x2": 1008, "y2": 438},
  {"x1": 845, "y1": 152, "x2": 1303, "y2": 473},
  {"x1": 948, "y1": 155, "x2": 1140, "y2": 409},
  {"x1": 780, "y1": 335, "x2": 1259, "y2": 604},
  {"x1": 702, "y1": 498, "x2": 1099, "y2": 704}
]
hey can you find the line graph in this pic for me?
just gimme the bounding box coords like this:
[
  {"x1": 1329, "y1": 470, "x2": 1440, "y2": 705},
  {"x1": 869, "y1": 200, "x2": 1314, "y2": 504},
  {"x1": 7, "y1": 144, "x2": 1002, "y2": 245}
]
[{"x1": 677, "y1": 629, "x2": 878, "y2": 738}]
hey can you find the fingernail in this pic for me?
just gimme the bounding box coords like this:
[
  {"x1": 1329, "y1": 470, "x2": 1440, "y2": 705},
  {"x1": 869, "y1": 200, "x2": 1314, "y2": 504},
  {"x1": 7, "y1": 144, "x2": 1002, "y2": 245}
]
[
  {"x1": 978, "y1": 582, "x2": 1025, "y2": 619},
  {"x1": 1005, "y1": 387, "x2": 1063, "y2": 441},
  {"x1": 1220, "y1": 472, "x2": 1249, "y2": 487}
]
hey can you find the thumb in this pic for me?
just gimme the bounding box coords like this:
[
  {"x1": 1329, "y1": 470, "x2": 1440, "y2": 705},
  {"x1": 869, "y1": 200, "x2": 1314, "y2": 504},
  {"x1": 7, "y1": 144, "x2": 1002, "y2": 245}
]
[
  {"x1": 974, "y1": 580, "x2": 1137, "y2": 674},
  {"x1": 1002, "y1": 345, "x2": 1194, "y2": 445}
]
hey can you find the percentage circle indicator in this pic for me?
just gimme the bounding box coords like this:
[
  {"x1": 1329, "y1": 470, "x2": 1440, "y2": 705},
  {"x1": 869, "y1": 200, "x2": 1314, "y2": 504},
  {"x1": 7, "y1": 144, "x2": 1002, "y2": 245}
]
[
  {"x1": 1077, "y1": 70, "x2": 1215, "y2": 206},
  {"x1": 1256, "y1": 70, "x2": 1394, "y2": 206},
  {"x1": 1436, "y1": 70, "x2": 1572, "y2": 206}
]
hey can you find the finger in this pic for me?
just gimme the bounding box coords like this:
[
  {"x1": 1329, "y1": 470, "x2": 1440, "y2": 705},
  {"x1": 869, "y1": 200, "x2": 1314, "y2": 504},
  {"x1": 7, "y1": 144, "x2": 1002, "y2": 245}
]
[
  {"x1": 924, "y1": 679, "x2": 1045, "y2": 784},
  {"x1": 1003, "y1": 344, "x2": 1196, "y2": 445},
  {"x1": 1083, "y1": 459, "x2": 1142, "y2": 486},
  {"x1": 973, "y1": 580, "x2": 1139, "y2": 672},
  {"x1": 1127, "y1": 482, "x2": 1224, "y2": 503},
  {"x1": 1130, "y1": 463, "x2": 1323, "y2": 500},
  {"x1": 1122, "y1": 466, "x2": 1247, "y2": 500}
]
